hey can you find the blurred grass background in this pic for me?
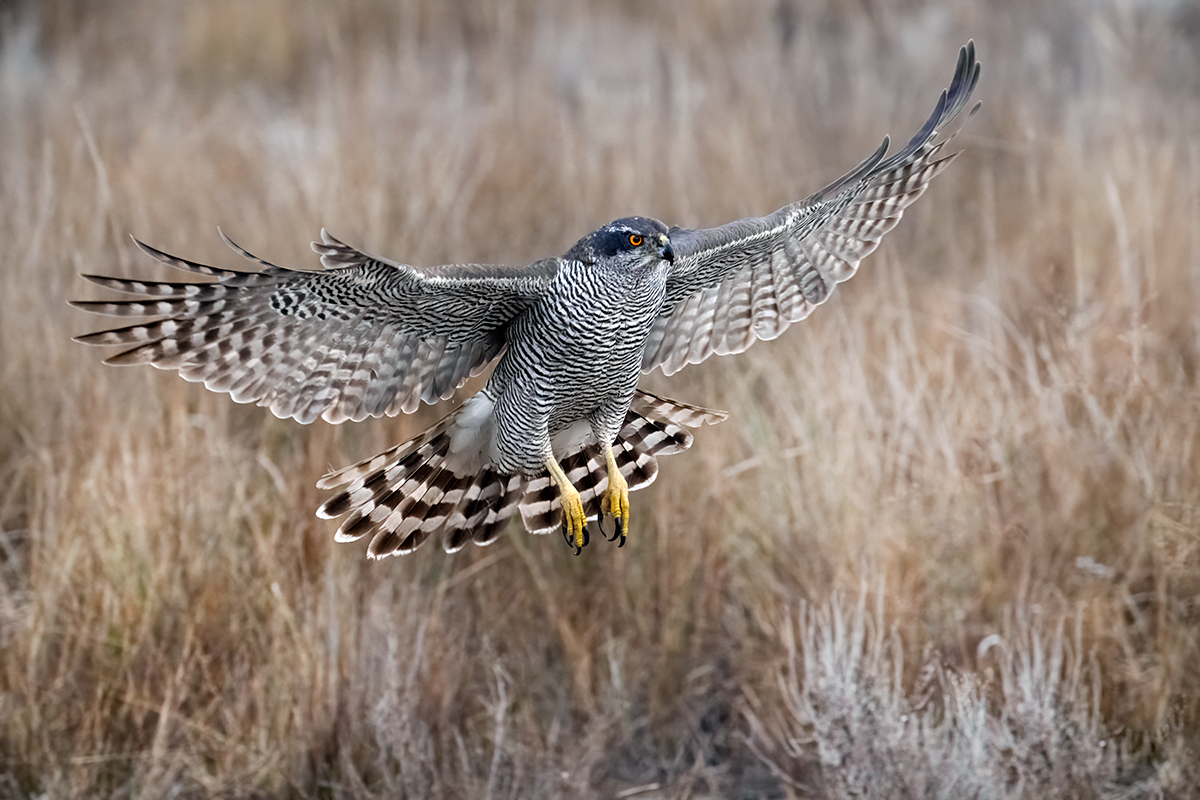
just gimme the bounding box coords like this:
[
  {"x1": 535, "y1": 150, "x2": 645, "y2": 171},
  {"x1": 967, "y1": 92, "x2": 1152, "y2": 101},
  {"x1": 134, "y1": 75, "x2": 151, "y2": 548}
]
[{"x1": 2, "y1": 0, "x2": 1199, "y2": 797}]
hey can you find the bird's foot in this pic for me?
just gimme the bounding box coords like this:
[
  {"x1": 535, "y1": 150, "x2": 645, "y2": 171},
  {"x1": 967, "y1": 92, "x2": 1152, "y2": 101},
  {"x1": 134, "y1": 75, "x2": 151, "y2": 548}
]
[
  {"x1": 560, "y1": 482, "x2": 588, "y2": 555},
  {"x1": 546, "y1": 456, "x2": 589, "y2": 555},
  {"x1": 600, "y1": 462, "x2": 629, "y2": 548}
]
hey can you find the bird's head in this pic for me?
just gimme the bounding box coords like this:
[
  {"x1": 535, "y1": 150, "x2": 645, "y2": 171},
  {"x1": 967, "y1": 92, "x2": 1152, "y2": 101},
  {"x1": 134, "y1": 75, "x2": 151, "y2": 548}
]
[{"x1": 564, "y1": 216, "x2": 674, "y2": 272}]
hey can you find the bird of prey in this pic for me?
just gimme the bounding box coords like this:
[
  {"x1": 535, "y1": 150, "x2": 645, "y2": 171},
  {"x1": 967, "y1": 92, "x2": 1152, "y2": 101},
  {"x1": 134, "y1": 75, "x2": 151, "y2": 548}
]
[{"x1": 73, "y1": 42, "x2": 980, "y2": 558}]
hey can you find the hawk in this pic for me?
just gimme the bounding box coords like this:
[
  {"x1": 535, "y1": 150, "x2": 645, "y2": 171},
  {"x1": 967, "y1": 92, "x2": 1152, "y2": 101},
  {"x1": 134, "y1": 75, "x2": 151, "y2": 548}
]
[{"x1": 73, "y1": 43, "x2": 980, "y2": 558}]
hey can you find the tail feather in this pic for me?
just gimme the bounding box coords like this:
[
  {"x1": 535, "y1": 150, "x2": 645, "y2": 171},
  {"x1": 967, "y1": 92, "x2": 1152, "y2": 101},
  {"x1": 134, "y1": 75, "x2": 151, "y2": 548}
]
[{"x1": 316, "y1": 389, "x2": 726, "y2": 558}]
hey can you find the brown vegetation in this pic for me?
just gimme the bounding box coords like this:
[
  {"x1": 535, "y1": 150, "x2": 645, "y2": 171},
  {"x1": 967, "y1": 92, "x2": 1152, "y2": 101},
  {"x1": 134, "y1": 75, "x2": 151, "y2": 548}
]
[{"x1": 1, "y1": 0, "x2": 1198, "y2": 797}]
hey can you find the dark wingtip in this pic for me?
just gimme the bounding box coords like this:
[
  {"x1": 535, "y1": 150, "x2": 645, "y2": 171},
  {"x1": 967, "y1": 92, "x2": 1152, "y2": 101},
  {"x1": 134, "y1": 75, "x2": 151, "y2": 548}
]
[
  {"x1": 875, "y1": 40, "x2": 981, "y2": 172},
  {"x1": 217, "y1": 227, "x2": 240, "y2": 253},
  {"x1": 129, "y1": 235, "x2": 165, "y2": 261}
]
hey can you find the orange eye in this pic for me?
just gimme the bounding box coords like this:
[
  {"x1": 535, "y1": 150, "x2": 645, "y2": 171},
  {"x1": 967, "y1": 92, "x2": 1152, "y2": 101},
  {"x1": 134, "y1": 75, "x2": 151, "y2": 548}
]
[{"x1": 628, "y1": 234, "x2": 643, "y2": 247}]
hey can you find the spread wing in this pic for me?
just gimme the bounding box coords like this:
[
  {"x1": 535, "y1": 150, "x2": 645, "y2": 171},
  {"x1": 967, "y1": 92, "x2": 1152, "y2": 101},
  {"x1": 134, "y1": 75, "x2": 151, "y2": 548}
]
[
  {"x1": 72, "y1": 230, "x2": 558, "y2": 424},
  {"x1": 641, "y1": 40, "x2": 981, "y2": 375}
]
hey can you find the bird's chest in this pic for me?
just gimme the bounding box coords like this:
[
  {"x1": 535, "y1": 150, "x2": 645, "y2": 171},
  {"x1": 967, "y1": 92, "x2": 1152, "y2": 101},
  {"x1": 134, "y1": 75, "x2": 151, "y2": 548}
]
[
  {"x1": 534, "y1": 268, "x2": 665, "y2": 369},
  {"x1": 485, "y1": 263, "x2": 667, "y2": 469},
  {"x1": 494, "y1": 267, "x2": 666, "y2": 409}
]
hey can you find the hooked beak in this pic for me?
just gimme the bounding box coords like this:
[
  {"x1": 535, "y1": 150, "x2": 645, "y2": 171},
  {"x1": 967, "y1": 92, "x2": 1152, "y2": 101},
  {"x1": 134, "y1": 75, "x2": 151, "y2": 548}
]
[{"x1": 658, "y1": 233, "x2": 675, "y2": 264}]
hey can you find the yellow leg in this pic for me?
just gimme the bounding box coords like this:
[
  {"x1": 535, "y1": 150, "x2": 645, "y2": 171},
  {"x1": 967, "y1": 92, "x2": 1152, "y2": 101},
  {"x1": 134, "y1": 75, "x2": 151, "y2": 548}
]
[
  {"x1": 546, "y1": 456, "x2": 587, "y2": 554},
  {"x1": 600, "y1": 443, "x2": 629, "y2": 547}
]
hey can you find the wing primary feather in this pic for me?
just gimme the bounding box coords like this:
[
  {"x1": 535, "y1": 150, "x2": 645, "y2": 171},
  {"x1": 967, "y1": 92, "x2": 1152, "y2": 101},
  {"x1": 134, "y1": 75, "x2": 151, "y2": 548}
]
[
  {"x1": 130, "y1": 236, "x2": 245, "y2": 279},
  {"x1": 74, "y1": 275, "x2": 212, "y2": 299},
  {"x1": 218, "y1": 228, "x2": 288, "y2": 271}
]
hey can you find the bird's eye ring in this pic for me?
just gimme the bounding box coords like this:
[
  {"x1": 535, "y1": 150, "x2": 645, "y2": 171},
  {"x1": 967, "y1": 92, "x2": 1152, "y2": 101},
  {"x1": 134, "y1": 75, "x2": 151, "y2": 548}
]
[{"x1": 628, "y1": 234, "x2": 643, "y2": 247}]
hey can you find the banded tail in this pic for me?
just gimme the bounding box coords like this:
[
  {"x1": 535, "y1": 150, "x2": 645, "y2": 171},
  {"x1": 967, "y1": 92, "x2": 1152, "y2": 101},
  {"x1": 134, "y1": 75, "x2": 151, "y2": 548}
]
[{"x1": 316, "y1": 389, "x2": 726, "y2": 558}]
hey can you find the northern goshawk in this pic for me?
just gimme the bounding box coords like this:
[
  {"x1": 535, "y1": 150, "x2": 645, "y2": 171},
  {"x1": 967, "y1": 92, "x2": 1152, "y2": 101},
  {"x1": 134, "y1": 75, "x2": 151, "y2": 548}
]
[{"x1": 73, "y1": 42, "x2": 980, "y2": 558}]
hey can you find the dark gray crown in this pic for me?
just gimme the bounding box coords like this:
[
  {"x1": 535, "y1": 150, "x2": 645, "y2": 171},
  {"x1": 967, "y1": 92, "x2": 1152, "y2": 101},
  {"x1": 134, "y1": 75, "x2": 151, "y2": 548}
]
[{"x1": 564, "y1": 216, "x2": 668, "y2": 265}]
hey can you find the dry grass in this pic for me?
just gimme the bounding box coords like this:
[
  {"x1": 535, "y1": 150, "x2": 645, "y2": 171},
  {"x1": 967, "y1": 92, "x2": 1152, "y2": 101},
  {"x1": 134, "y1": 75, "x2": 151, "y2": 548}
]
[{"x1": 2, "y1": 0, "x2": 1199, "y2": 797}]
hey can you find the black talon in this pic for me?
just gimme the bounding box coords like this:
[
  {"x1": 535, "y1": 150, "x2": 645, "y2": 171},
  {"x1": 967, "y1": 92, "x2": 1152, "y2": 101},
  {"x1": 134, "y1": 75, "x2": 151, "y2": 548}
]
[
  {"x1": 562, "y1": 521, "x2": 589, "y2": 555},
  {"x1": 567, "y1": 527, "x2": 581, "y2": 556},
  {"x1": 599, "y1": 512, "x2": 624, "y2": 543}
]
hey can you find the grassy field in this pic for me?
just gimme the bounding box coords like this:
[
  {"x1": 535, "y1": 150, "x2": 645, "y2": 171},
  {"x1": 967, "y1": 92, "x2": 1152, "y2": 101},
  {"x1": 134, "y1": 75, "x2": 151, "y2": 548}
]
[{"x1": 2, "y1": 0, "x2": 1199, "y2": 797}]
